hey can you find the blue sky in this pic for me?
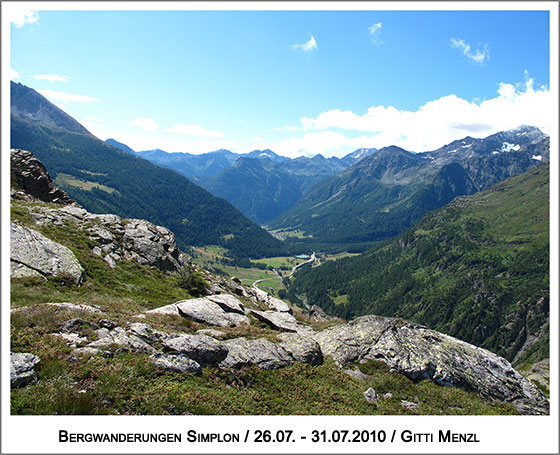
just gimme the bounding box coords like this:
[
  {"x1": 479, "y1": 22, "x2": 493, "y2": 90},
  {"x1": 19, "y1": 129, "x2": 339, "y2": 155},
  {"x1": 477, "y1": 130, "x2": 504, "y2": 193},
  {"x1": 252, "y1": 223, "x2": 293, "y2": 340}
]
[{"x1": 8, "y1": 6, "x2": 554, "y2": 157}]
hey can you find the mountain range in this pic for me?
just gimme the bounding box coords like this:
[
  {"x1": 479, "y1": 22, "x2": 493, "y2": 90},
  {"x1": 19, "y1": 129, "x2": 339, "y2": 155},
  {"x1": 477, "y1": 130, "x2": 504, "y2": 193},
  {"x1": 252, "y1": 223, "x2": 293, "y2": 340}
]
[
  {"x1": 10, "y1": 81, "x2": 285, "y2": 260},
  {"x1": 269, "y1": 126, "x2": 549, "y2": 248},
  {"x1": 108, "y1": 138, "x2": 377, "y2": 224}
]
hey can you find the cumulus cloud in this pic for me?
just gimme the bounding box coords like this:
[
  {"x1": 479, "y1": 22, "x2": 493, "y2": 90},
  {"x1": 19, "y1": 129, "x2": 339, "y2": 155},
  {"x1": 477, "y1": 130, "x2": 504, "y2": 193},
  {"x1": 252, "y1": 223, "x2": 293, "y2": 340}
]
[
  {"x1": 274, "y1": 125, "x2": 299, "y2": 132},
  {"x1": 127, "y1": 116, "x2": 159, "y2": 132},
  {"x1": 9, "y1": 8, "x2": 39, "y2": 27},
  {"x1": 38, "y1": 89, "x2": 100, "y2": 103},
  {"x1": 450, "y1": 38, "x2": 489, "y2": 64},
  {"x1": 291, "y1": 36, "x2": 317, "y2": 52},
  {"x1": 369, "y1": 22, "x2": 383, "y2": 45},
  {"x1": 33, "y1": 74, "x2": 69, "y2": 82},
  {"x1": 10, "y1": 69, "x2": 20, "y2": 80},
  {"x1": 166, "y1": 123, "x2": 225, "y2": 138},
  {"x1": 269, "y1": 75, "x2": 552, "y2": 156}
]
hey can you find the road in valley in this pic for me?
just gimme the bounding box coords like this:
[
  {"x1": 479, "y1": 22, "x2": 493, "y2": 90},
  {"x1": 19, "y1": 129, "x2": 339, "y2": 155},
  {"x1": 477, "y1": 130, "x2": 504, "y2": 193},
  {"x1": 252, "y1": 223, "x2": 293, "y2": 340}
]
[{"x1": 252, "y1": 252, "x2": 316, "y2": 291}]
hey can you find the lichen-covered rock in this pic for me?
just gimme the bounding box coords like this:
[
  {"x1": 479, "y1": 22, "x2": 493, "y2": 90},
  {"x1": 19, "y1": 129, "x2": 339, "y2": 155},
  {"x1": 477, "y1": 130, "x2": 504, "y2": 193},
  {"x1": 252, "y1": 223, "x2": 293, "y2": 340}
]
[
  {"x1": 123, "y1": 219, "x2": 183, "y2": 272},
  {"x1": 10, "y1": 352, "x2": 40, "y2": 388},
  {"x1": 87, "y1": 327, "x2": 156, "y2": 353},
  {"x1": 218, "y1": 338, "x2": 293, "y2": 370},
  {"x1": 10, "y1": 223, "x2": 84, "y2": 284},
  {"x1": 364, "y1": 388, "x2": 379, "y2": 403},
  {"x1": 11, "y1": 149, "x2": 74, "y2": 204},
  {"x1": 163, "y1": 334, "x2": 228, "y2": 365},
  {"x1": 151, "y1": 352, "x2": 201, "y2": 374},
  {"x1": 175, "y1": 298, "x2": 250, "y2": 327},
  {"x1": 127, "y1": 323, "x2": 168, "y2": 344},
  {"x1": 207, "y1": 294, "x2": 245, "y2": 315},
  {"x1": 250, "y1": 288, "x2": 292, "y2": 313},
  {"x1": 277, "y1": 333, "x2": 323, "y2": 365},
  {"x1": 313, "y1": 315, "x2": 549, "y2": 415},
  {"x1": 250, "y1": 310, "x2": 307, "y2": 333}
]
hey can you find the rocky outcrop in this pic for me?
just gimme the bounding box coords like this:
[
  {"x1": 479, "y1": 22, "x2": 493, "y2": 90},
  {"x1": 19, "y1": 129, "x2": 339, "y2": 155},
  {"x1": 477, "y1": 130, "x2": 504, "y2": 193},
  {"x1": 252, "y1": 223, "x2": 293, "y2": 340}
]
[
  {"x1": 10, "y1": 223, "x2": 84, "y2": 284},
  {"x1": 163, "y1": 334, "x2": 228, "y2": 365},
  {"x1": 147, "y1": 297, "x2": 250, "y2": 327},
  {"x1": 11, "y1": 148, "x2": 74, "y2": 204},
  {"x1": 151, "y1": 352, "x2": 201, "y2": 373},
  {"x1": 17, "y1": 202, "x2": 189, "y2": 274},
  {"x1": 313, "y1": 315, "x2": 549, "y2": 415},
  {"x1": 122, "y1": 219, "x2": 184, "y2": 272},
  {"x1": 218, "y1": 338, "x2": 294, "y2": 370},
  {"x1": 250, "y1": 309, "x2": 307, "y2": 333},
  {"x1": 11, "y1": 353, "x2": 40, "y2": 388},
  {"x1": 277, "y1": 333, "x2": 323, "y2": 366}
]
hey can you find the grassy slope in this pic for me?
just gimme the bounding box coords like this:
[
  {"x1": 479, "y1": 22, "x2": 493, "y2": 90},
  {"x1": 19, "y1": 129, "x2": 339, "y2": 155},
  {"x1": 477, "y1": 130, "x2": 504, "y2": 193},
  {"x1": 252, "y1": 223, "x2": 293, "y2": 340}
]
[
  {"x1": 10, "y1": 199, "x2": 517, "y2": 415},
  {"x1": 288, "y1": 164, "x2": 549, "y2": 364}
]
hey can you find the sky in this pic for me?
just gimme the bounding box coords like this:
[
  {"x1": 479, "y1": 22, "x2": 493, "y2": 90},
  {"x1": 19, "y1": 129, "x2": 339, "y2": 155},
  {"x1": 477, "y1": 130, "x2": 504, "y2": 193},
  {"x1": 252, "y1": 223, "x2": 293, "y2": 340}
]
[{"x1": 7, "y1": 4, "x2": 555, "y2": 158}]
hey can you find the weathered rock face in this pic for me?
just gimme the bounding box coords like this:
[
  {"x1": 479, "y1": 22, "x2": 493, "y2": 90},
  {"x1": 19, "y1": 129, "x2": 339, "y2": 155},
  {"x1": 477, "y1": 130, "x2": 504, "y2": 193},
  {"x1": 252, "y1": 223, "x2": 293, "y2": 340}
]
[
  {"x1": 277, "y1": 333, "x2": 323, "y2": 366},
  {"x1": 151, "y1": 352, "x2": 201, "y2": 374},
  {"x1": 313, "y1": 315, "x2": 549, "y2": 415},
  {"x1": 249, "y1": 287, "x2": 292, "y2": 313},
  {"x1": 10, "y1": 223, "x2": 85, "y2": 284},
  {"x1": 218, "y1": 338, "x2": 294, "y2": 370},
  {"x1": 250, "y1": 310, "x2": 307, "y2": 333},
  {"x1": 11, "y1": 149, "x2": 74, "y2": 204},
  {"x1": 163, "y1": 334, "x2": 228, "y2": 365},
  {"x1": 16, "y1": 203, "x2": 189, "y2": 274},
  {"x1": 123, "y1": 219, "x2": 184, "y2": 272},
  {"x1": 11, "y1": 352, "x2": 40, "y2": 388},
  {"x1": 147, "y1": 297, "x2": 250, "y2": 328}
]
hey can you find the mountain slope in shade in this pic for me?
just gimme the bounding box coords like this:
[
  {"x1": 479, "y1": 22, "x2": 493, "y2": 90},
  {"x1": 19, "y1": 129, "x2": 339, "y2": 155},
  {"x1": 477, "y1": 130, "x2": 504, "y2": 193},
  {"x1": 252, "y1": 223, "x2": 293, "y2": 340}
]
[
  {"x1": 201, "y1": 153, "x2": 354, "y2": 224},
  {"x1": 269, "y1": 127, "x2": 548, "y2": 247},
  {"x1": 10, "y1": 81, "x2": 285, "y2": 259},
  {"x1": 288, "y1": 164, "x2": 549, "y2": 365}
]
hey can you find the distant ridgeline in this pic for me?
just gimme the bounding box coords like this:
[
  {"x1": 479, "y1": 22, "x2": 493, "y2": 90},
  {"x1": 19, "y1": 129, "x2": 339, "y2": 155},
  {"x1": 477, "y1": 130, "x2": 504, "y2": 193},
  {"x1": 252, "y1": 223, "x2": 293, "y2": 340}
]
[
  {"x1": 269, "y1": 127, "x2": 549, "y2": 251},
  {"x1": 287, "y1": 164, "x2": 550, "y2": 365},
  {"x1": 10, "y1": 82, "x2": 285, "y2": 260}
]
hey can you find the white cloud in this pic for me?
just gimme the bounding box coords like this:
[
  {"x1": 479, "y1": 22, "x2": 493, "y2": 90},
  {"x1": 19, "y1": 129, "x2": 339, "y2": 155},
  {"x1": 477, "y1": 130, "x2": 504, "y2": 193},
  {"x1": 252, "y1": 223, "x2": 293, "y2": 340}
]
[
  {"x1": 10, "y1": 69, "x2": 20, "y2": 80},
  {"x1": 166, "y1": 123, "x2": 225, "y2": 138},
  {"x1": 369, "y1": 22, "x2": 383, "y2": 45},
  {"x1": 127, "y1": 116, "x2": 159, "y2": 132},
  {"x1": 37, "y1": 89, "x2": 100, "y2": 103},
  {"x1": 292, "y1": 75, "x2": 551, "y2": 154},
  {"x1": 33, "y1": 74, "x2": 69, "y2": 82},
  {"x1": 450, "y1": 38, "x2": 489, "y2": 64},
  {"x1": 9, "y1": 8, "x2": 39, "y2": 27},
  {"x1": 274, "y1": 125, "x2": 299, "y2": 132},
  {"x1": 291, "y1": 36, "x2": 317, "y2": 52}
]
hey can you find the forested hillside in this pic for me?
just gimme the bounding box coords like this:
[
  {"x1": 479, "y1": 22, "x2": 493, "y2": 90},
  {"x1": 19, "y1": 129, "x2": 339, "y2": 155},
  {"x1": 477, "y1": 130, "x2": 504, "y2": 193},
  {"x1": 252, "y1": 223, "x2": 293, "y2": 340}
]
[
  {"x1": 287, "y1": 164, "x2": 549, "y2": 365},
  {"x1": 10, "y1": 82, "x2": 286, "y2": 259}
]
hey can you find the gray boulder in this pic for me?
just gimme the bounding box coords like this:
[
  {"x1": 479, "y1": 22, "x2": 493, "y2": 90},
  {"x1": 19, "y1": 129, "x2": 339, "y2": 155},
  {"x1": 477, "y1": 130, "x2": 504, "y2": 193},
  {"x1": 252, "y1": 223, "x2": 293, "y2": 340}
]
[
  {"x1": 123, "y1": 219, "x2": 184, "y2": 272},
  {"x1": 127, "y1": 322, "x2": 168, "y2": 344},
  {"x1": 10, "y1": 223, "x2": 84, "y2": 284},
  {"x1": 175, "y1": 298, "x2": 250, "y2": 327},
  {"x1": 250, "y1": 310, "x2": 306, "y2": 333},
  {"x1": 151, "y1": 352, "x2": 201, "y2": 374},
  {"x1": 163, "y1": 334, "x2": 228, "y2": 365},
  {"x1": 11, "y1": 352, "x2": 40, "y2": 388},
  {"x1": 218, "y1": 338, "x2": 293, "y2": 370},
  {"x1": 207, "y1": 294, "x2": 245, "y2": 315},
  {"x1": 313, "y1": 315, "x2": 549, "y2": 415},
  {"x1": 87, "y1": 327, "x2": 156, "y2": 353},
  {"x1": 364, "y1": 388, "x2": 379, "y2": 403},
  {"x1": 250, "y1": 288, "x2": 292, "y2": 313},
  {"x1": 277, "y1": 333, "x2": 323, "y2": 365}
]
